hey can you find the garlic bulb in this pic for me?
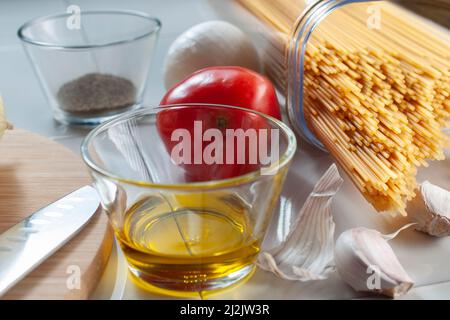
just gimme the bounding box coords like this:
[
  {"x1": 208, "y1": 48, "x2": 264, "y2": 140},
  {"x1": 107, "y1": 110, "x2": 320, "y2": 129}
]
[
  {"x1": 408, "y1": 181, "x2": 450, "y2": 237},
  {"x1": 335, "y1": 226, "x2": 414, "y2": 298},
  {"x1": 163, "y1": 20, "x2": 261, "y2": 89},
  {"x1": 258, "y1": 164, "x2": 343, "y2": 281}
]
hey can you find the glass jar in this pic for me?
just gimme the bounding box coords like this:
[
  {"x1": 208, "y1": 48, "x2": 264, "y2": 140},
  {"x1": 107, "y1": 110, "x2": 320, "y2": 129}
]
[{"x1": 214, "y1": 0, "x2": 450, "y2": 151}]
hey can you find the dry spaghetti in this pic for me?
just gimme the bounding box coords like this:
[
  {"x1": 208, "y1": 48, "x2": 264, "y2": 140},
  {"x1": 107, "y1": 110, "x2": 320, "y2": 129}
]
[{"x1": 237, "y1": 0, "x2": 450, "y2": 215}]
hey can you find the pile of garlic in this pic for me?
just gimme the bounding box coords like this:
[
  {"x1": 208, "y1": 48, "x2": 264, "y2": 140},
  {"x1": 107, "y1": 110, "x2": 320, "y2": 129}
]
[{"x1": 261, "y1": 164, "x2": 450, "y2": 299}]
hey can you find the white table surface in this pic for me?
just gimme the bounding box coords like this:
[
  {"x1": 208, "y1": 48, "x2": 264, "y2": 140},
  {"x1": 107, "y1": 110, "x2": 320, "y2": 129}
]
[{"x1": 1, "y1": 0, "x2": 449, "y2": 300}]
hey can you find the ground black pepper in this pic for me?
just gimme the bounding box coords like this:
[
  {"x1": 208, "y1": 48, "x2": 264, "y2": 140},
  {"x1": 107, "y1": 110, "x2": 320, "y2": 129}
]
[{"x1": 57, "y1": 73, "x2": 136, "y2": 115}]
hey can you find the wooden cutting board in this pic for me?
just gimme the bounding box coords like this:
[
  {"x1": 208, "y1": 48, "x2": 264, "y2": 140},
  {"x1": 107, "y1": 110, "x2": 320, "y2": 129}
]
[{"x1": 0, "y1": 129, "x2": 113, "y2": 300}]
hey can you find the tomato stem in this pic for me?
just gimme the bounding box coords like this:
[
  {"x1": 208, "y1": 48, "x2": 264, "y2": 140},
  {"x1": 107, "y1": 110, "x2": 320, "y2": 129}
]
[{"x1": 217, "y1": 117, "x2": 228, "y2": 129}]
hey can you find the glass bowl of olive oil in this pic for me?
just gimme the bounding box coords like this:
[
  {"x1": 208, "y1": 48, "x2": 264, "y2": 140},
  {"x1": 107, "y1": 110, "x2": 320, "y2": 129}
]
[{"x1": 81, "y1": 104, "x2": 296, "y2": 297}]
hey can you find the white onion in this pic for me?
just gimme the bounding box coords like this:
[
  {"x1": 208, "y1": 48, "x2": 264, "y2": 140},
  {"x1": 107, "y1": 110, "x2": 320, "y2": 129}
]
[{"x1": 163, "y1": 20, "x2": 261, "y2": 89}]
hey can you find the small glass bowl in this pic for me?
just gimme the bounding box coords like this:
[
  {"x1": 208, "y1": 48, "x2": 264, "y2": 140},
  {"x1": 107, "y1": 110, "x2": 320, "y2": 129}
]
[
  {"x1": 18, "y1": 10, "x2": 161, "y2": 126},
  {"x1": 81, "y1": 104, "x2": 297, "y2": 296}
]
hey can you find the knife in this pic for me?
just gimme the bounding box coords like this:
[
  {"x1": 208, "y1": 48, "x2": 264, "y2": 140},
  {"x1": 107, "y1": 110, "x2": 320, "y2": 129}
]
[{"x1": 0, "y1": 185, "x2": 100, "y2": 296}]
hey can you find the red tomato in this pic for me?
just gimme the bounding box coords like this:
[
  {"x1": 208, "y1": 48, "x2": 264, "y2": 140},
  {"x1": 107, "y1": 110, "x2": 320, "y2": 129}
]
[
  {"x1": 157, "y1": 105, "x2": 271, "y2": 181},
  {"x1": 160, "y1": 66, "x2": 281, "y2": 120},
  {"x1": 157, "y1": 67, "x2": 280, "y2": 181}
]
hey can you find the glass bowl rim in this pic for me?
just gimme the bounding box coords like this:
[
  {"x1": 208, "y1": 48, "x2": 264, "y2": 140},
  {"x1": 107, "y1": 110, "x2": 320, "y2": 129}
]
[
  {"x1": 17, "y1": 10, "x2": 162, "y2": 49},
  {"x1": 81, "y1": 103, "x2": 297, "y2": 191}
]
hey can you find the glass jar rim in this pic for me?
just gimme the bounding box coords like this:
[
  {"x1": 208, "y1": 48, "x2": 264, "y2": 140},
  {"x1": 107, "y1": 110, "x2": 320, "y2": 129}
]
[
  {"x1": 81, "y1": 103, "x2": 297, "y2": 191},
  {"x1": 17, "y1": 10, "x2": 161, "y2": 49}
]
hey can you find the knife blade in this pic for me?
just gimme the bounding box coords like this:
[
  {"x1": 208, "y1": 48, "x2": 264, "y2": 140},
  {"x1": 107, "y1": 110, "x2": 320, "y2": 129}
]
[{"x1": 0, "y1": 185, "x2": 100, "y2": 296}]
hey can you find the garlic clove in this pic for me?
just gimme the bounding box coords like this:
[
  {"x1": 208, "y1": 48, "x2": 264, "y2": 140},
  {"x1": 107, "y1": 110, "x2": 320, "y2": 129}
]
[
  {"x1": 335, "y1": 227, "x2": 414, "y2": 298},
  {"x1": 408, "y1": 181, "x2": 450, "y2": 237},
  {"x1": 258, "y1": 163, "x2": 343, "y2": 281}
]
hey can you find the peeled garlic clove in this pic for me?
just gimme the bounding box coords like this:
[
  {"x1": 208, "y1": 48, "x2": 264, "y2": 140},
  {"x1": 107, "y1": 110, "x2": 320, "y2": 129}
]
[
  {"x1": 335, "y1": 227, "x2": 413, "y2": 298},
  {"x1": 258, "y1": 163, "x2": 343, "y2": 281},
  {"x1": 408, "y1": 181, "x2": 450, "y2": 237}
]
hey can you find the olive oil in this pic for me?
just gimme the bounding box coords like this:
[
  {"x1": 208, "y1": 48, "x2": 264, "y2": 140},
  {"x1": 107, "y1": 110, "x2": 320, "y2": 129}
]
[{"x1": 115, "y1": 192, "x2": 260, "y2": 295}]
